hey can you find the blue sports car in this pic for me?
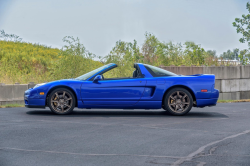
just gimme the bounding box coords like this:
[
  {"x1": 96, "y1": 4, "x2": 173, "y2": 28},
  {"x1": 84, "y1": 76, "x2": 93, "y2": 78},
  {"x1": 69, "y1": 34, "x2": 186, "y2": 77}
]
[{"x1": 24, "y1": 63, "x2": 219, "y2": 115}]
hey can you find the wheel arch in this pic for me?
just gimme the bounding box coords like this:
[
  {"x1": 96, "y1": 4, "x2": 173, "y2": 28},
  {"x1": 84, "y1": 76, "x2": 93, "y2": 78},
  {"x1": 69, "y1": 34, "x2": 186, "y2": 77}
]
[
  {"x1": 162, "y1": 85, "x2": 196, "y2": 107},
  {"x1": 46, "y1": 85, "x2": 78, "y2": 107}
]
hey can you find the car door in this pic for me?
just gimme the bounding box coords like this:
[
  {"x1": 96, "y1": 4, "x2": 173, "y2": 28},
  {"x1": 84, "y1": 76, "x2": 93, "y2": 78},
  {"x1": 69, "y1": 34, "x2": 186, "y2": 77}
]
[{"x1": 80, "y1": 78, "x2": 146, "y2": 105}]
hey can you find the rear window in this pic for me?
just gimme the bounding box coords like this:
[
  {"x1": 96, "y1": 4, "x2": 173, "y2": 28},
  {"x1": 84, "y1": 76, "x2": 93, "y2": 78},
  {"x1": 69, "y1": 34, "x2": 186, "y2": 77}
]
[{"x1": 144, "y1": 64, "x2": 177, "y2": 77}]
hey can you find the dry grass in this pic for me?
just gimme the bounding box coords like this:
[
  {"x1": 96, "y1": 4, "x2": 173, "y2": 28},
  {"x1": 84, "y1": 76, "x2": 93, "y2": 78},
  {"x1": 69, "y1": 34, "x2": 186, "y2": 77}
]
[
  {"x1": 218, "y1": 99, "x2": 250, "y2": 103},
  {"x1": 0, "y1": 104, "x2": 24, "y2": 108}
]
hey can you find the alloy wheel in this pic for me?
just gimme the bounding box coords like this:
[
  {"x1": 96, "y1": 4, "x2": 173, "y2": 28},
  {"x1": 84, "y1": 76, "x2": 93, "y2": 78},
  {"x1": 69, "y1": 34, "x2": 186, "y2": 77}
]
[
  {"x1": 168, "y1": 91, "x2": 190, "y2": 113},
  {"x1": 50, "y1": 91, "x2": 73, "y2": 113}
]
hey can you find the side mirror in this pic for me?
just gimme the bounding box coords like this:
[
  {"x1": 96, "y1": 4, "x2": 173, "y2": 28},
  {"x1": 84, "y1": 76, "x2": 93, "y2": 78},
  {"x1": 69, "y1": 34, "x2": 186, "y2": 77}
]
[{"x1": 93, "y1": 75, "x2": 102, "y2": 83}]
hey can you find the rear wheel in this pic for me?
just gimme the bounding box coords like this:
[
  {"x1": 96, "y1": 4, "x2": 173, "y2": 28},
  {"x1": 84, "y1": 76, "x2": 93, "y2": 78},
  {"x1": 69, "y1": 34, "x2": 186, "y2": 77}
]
[
  {"x1": 163, "y1": 88, "x2": 193, "y2": 116},
  {"x1": 48, "y1": 88, "x2": 75, "y2": 115}
]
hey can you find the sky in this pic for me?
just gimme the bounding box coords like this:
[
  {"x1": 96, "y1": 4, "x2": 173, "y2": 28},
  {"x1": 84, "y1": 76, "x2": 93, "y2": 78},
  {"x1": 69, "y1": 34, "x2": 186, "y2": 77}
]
[{"x1": 0, "y1": 0, "x2": 249, "y2": 57}]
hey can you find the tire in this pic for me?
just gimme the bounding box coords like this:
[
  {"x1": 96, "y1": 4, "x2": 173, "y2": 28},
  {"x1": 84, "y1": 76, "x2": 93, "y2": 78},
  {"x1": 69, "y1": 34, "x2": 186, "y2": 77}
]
[
  {"x1": 163, "y1": 88, "x2": 193, "y2": 116},
  {"x1": 48, "y1": 88, "x2": 75, "y2": 115}
]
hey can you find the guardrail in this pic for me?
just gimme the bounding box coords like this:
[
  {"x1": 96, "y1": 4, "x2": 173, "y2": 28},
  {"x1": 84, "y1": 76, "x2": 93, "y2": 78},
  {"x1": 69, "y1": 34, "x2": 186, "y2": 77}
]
[
  {"x1": 160, "y1": 65, "x2": 250, "y2": 100},
  {"x1": 0, "y1": 82, "x2": 36, "y2": 105}
]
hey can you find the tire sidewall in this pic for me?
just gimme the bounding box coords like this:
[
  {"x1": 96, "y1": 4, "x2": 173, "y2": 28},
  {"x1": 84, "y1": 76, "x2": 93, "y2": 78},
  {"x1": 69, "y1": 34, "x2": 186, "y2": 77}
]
[
  {"x1": 164, "y1": 88, "x2": 193, "y2": 116},
  {"x1": 48, "y1": 88, "x2": 76, "y2": 115}
]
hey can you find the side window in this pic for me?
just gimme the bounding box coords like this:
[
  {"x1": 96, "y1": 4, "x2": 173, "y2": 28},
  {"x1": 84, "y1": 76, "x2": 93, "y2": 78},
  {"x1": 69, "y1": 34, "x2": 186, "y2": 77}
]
[
  {"x1": 103, "y1": 68, "x2": 121, "y2": 79},
  {"x1": 144, "y1": 64, "x2": 177, "y2": 77},
  {"x1": 102, "y1": 66, "x2": 137, "y2": 80}
]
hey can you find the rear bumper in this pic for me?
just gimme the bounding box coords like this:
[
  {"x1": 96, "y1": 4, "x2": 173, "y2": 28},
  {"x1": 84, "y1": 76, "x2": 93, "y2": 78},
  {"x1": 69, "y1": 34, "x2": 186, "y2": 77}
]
[
  {"x1": 195, "y1": 88, "x2": 219, "y2": 107},
  {"x1": 196, "y1": 98, "x2": 218, "y2": 107}
]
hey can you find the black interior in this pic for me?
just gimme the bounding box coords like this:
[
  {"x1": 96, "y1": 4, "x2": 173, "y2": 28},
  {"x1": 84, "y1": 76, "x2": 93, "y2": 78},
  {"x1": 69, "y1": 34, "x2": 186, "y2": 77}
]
[{"x1": 133, "y1": 70, "x2": 138, "y2": 78}]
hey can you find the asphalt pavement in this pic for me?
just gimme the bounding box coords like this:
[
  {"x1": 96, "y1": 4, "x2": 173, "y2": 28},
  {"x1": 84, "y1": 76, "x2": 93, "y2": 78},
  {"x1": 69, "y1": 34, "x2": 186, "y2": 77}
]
[{"x1": 0, "y1": 103, "x2": 250, "y2": 166}]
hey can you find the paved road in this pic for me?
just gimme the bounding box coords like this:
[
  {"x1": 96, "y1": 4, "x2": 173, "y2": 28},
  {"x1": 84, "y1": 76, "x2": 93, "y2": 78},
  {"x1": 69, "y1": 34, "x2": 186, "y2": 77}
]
[{"x1": 0, "y1": 103, "x2": 250, "y2": 166}]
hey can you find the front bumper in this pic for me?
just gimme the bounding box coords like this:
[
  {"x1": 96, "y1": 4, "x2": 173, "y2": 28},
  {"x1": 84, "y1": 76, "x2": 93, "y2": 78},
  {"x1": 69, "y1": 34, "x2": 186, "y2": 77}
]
[
  {"x1": 25, "y1": 105, "x2": 45, "y2": 108},
  {"x1": 24, "y1": 89, "x2": 46, "y2": 108}
]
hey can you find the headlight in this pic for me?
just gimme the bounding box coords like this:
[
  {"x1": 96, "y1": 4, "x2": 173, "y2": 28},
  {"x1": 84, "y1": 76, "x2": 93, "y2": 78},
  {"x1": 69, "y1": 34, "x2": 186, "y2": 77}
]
[{"x1": 33, "y1": 83, "x2": 47, "y2": 89}]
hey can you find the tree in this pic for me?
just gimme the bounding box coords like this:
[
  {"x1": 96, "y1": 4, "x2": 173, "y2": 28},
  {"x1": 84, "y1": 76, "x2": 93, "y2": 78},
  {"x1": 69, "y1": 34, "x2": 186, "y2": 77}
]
[
  {"x1": 184, "y1": 42, "x2": 206, "y2": 66},
  {"x1": 61, "y1": 36, "x2": 95, "y2": 58},
  {"x1": 51, "y1": 36, "x2": 101, "y2": 80},
  {"x1": 206, "y1": 50, "x2": 217, "y2": 57},
  {"x1": 160, "y1": 41, "x2": 183, "y2": 66},
  {"x1": 103, "y1": 40, "x2": 142, "y2": 78},
  {"x1": 0, "y1": 30, "x2": 22, "y2": 42},
  {"x1": 233, "y1": 2, "x2": 250, "y2": 47},
  {"x1": 141, "y1": 33, "x2": 184, "y2": 66},
  {"x1": 233, "y1": 48, "x2": 240, "y2": 60},
  {"x1": 141, "y1": 32, "x2": 159, "y2": 65},
  {"x1": 220, "y1": 49, "x2": 239, "y2": 60},
  {"x1": 238, "y1": 49, "x2": 250, "y2": 65}
]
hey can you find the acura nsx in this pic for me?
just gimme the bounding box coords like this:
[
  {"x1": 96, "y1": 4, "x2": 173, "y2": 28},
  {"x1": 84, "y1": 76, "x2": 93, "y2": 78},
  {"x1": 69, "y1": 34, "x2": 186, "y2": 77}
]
[{"x1": 24, "y1": 63, "x2": 219, "y2": 115}]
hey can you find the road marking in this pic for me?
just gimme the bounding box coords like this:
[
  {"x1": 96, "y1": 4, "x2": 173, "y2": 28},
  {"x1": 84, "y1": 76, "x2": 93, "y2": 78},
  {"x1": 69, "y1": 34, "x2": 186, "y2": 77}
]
[
  {"x1": 0, "y1": 147, "x2": 184, "y2": 159},
  {"x1": 171, "y1": 130, "x2": 250, "y2": 166},
  {"x1": 196, "y1": 161, "x2": 206, "y2": 166}
]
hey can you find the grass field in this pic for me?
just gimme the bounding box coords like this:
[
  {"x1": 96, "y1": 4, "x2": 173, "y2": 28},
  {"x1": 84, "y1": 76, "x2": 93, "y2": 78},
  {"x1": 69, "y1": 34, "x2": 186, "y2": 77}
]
[
  {"x1": 217, "y1": 99, "x2": 250, "y2": 103},
  {"x1": 0, "y1": 104, "x2": 24, "y2": 108}
]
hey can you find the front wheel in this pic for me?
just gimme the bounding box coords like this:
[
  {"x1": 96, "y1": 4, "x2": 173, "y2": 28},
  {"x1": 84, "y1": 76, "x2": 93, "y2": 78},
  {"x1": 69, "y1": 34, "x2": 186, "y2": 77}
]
[
  {"x1": 163, "y1": 88, "x2": 193, "y2": 116},
  {"x1": 48, "y1": 88, "x2": 75, "y2": 115}
]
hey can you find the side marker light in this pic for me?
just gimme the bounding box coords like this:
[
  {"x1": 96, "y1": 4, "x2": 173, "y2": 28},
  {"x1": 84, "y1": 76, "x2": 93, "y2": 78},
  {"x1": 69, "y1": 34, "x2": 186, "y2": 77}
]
[
  {"x1": 201, "y1": 89, "x2": 208, "y2": 92},
  {"x1": 40, "y1": 92, "x2": 45, "y2": 95}
]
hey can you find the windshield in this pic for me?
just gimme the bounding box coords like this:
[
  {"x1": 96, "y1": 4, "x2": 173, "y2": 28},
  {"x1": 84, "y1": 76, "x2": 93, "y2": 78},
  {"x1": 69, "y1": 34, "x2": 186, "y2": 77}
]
[
  {"x1": 144, "y1": 64, "x2": 177, "y2": 77},
  {"x1": 75, "y1": 63, "x2": 114, "y2": 80}
]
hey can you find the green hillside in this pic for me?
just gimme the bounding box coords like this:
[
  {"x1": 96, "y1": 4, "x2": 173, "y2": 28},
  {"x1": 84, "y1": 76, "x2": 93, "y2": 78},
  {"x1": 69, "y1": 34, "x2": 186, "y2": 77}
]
[
  {"x1": 0, "y1": 40, "x2": 102, "y2": 84},
  {"x1": 0, "y1": 32, "x2": 246, "y2": 84}
]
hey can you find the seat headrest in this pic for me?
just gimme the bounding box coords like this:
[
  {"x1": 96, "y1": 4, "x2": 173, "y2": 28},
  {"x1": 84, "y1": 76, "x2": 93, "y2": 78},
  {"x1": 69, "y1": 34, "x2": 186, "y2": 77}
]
[{"x1": 133, "y1": 70, "x2": 138, "y2": 78}]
